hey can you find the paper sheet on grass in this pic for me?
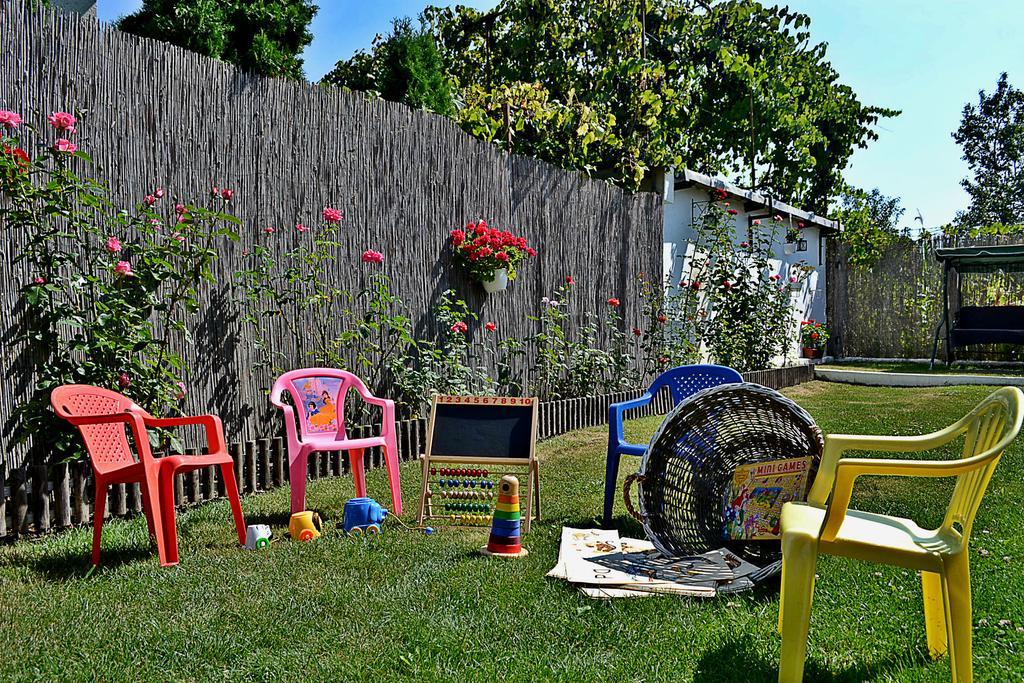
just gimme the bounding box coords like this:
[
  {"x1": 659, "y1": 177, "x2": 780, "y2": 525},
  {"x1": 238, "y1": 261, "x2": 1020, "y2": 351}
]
[{"x1": 547, "y1": 527, "x2": 716, "y2": 597}]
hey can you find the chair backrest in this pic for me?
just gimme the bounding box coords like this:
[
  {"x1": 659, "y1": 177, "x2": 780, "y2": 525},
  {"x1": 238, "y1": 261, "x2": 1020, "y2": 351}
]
[
  {"x1": 649, "y1": 364, "x2": 744, "y2": 405},
  {"x1": 50, "y1": 385, "x2": 137, "y2": 474},
  {"x1": 942, "y1": 386, "x2": 1023, "y2": 540},
  {"x1": 271, "y1": 368, "x2": 365, "y2": 442}
]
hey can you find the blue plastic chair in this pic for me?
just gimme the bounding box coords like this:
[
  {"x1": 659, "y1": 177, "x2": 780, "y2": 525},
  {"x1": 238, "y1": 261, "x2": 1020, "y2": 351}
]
[{"x1": 604, "y1": 364, "x2": 743, "y2": 525}]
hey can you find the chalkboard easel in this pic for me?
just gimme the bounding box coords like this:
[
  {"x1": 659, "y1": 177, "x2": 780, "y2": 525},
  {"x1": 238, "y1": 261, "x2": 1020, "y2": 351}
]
[{"x1": 417, "y1": 395, "x2": 540, "y2": 533}]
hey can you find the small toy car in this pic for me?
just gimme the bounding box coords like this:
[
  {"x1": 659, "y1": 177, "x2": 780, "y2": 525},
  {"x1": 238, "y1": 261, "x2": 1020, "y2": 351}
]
[
  {"x1": 289, "y1": 510, "x2": 322, "y2": 542},
  {"x1": 342, "y1": 497, "x2": 388, "y2": 536},
  {"x1": 245, "y1": 524, "x2": 272, "y2": 549}
]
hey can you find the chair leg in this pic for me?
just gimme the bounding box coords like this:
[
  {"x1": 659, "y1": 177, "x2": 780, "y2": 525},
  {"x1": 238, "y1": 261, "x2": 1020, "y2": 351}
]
[
  {"x1": 383, "y1": 435, "x2": 402, "y2": 516},
  {"x1": 922, "y1": 570, "x2": 948, "y2": 659},
  {"x1": 139, "y1": 484, "x2": 156, "y2": 539},
  {"x1": 91, "y1": 481, "x2": 107, "y2": 566},
  {"x1": 778, "y1": 534, "x2": 818, "y2": 683},
  {"x1": 943, "y1": 553, "x2": 974, "y2": 683},
  {"x1": 141, "y1": 468, "x2": 170, "y2": 567},
  {"x1": 220, "y1": 463, "x2": 247, "y2": 545},
  {"x1": 350, "y1": 449, "x2": 367, "y2": 498},
  {"x1": 289, "y1": 452, "x2": 309, "y2": 514},
  {"x1": 603, "y1": 448, "x2": 622, "y2": 527},
  {"x1": 158, "y1": 467, "x2": 181, "y2": 567}
]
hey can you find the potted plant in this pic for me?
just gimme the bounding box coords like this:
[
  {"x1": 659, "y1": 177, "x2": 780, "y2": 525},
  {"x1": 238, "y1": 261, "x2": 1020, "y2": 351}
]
[
  {"x1": 783, "y1": 223, "x2": 802, "y2": 255},
  {"x1": 799, "y1": 320, "x2": 829, "y2": 359},
  {"x1": 450, "y1": 219, "x2": 536, "y2": 293}
]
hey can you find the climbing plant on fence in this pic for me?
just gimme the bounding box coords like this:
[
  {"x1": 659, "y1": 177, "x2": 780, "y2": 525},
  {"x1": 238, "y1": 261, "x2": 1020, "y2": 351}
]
[{"x1": 0, "y1": 112, "x2": 240, "y2": 459}]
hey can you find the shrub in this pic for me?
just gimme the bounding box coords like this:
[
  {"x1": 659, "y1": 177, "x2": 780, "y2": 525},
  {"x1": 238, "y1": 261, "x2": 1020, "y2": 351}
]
[{"x1": 0, "y1": 111, "x2": 239, "y2": 459}]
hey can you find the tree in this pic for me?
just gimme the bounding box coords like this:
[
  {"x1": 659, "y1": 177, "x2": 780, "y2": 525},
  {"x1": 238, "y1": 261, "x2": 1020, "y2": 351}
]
[
  {"x1": 323, "y1": 18, "x2": 455, "y2": 117},
  {"x1": 116, "y1": 0, "x2": 318, "y2": 81},
  {"x1": 953, "y1": 73, "x2": 1024, "y2": 228},
  {"x1": 834, "y1": 187, "x2": 904, "y2": 268},
  {"x1": 327, "y1": 0, "x2": 894, "y2": 210}
]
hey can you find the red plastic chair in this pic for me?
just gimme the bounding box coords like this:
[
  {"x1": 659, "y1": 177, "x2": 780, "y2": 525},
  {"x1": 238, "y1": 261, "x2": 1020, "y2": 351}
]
[
  {"x1": 270, "y1": 368, "x2": 402, "y2": 516},
  {"x1": 50, "y1": 385, "x2": 246, "y2": 567}
]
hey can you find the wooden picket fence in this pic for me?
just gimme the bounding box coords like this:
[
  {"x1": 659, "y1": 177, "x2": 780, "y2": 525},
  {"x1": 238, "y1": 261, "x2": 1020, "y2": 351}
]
[{"x1": 0, "y1": 366, "x2": 814, "y2": 540}]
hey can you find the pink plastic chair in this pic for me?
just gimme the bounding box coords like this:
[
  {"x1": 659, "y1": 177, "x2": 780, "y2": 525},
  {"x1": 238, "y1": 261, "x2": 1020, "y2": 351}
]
[
  {"x1": 270, "y1": 369, "x2": 402, "y2": 516},
  {"x1": 50, "y1": 384, "x2": 246, "y2": 567}
]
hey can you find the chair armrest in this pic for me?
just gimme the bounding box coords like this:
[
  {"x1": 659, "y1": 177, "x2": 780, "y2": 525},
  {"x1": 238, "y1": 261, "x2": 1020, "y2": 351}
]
[
  {"x1": 608, "y1": 393, "x2": 655, "y2": 444},
  {"x1": 807, "y1": 426, "x2": 967, "y2": 506},
  {"x1": 348, "y1": 380, "x2": 396, "y2": 434},
  {"x1": 140, "y1": 413, "x2": 227, "y2": 455},
  {"x1": 819, "y1": 454, "x2": 989, "y2": 542}
]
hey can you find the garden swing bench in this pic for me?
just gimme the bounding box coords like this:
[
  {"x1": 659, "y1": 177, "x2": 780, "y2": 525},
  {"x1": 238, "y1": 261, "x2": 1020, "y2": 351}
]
[{"x1": 930, "y1": 244, "x2": 1024, "y2": 368}]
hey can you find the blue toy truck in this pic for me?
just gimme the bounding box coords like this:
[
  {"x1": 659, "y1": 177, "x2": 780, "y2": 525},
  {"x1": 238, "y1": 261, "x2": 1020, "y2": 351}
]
[{"x1": 343, "y1": 497, "x2": 388, "y2": 536}]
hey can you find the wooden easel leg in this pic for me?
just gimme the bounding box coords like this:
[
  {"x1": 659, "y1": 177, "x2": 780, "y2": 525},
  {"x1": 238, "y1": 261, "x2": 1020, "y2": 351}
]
[
  {"x1": 417, "y1": 456, "x2": 430, "y2": 526},
  {"x1": 532, "y1": 461, "x2": 541, "y2": 521},
  {"x1": 522, "y1": 466, "x2": 534, "y2": 535}
]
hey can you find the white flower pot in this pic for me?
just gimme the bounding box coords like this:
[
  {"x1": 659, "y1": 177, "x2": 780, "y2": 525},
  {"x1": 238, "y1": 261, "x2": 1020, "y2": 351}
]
[
  {"x1": 783, "y1": 242, "x2": 797, "y2": 255},
  {"x1": 481, "y1": 268, "x2": 509, "y2": 293}
]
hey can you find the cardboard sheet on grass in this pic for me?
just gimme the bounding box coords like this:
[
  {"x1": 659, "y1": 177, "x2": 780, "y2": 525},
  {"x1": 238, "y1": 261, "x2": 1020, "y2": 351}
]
[{"x1": 547, "y1": 527, "x2": 763, "y2": 599}]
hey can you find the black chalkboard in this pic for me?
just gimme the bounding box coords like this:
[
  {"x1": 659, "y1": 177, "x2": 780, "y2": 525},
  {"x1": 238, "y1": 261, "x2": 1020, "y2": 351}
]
[{"x1": 429, "y1": 401, "x2": 535, "y2": 460}]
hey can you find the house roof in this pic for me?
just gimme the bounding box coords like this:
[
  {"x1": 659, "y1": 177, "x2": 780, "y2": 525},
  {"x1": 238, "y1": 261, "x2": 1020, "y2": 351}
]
[{"x1": 675, "y1": 168, "x2": 840, "y2": 234}]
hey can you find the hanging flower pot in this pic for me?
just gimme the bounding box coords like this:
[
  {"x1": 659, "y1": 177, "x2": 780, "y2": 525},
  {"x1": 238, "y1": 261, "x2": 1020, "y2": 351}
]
[
  {"x1": 481, "y1": 268, "x2": 509, "y2": 293},
  {"x1": 449, "y1": 219, "x2": 536, "y2": 293},
  {"x1": 783, "y1": 241, "x2": 797, "y2": 255}
]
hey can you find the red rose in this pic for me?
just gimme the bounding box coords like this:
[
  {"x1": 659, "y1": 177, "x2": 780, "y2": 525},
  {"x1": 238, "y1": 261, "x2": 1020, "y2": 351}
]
[
  {"x1": 722, "y1": 279, "x2": 732, "y2": 289},
  {"x1": 451, "y1": 321, "x2": 468, "y2": 334},
  {"x1": 632, "y1": 327, "x2": 642, "y2": 337},
  {"x1": 526, "y1": 247, "x2": 537, "y2": 257},
  {"x1": 691, "y1": 281, "x2": 701, "y2": 290},
  {"x1": 473, "y1": 236, "x2": 487, "y2": 247},
  {"x1": 657, "y1": 314, "x2": 667, "y2": 323},
  {"x1": 728, "y1": 209, "x2": 738, "y2": 215},
  {"x1": 565, "y1": 275, "x2": 575, "y2": 285},
  {"x1": 811, "y1": 332, "x2": 819, "y2": 340},
  {"x1": 740, "y1": 241, "x2": 749, "y2": 248},
  {"x1": 484, "y1": 321, "x2": 497, "y2": 332},
  {"x1": 607, "y1": 298, "x2": 620, "y2": 307}
]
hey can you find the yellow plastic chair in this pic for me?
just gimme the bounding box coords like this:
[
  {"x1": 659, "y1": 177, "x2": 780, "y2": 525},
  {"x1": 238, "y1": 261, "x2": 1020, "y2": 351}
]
[{"x1": 777, "y1": 386, "x2": 1023, "y2": 683}]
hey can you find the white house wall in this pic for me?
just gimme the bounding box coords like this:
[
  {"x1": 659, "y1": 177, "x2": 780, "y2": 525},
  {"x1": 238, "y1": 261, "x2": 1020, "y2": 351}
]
[{"x1": 663, "y1": 186, "x2": 827, "y2": 364}]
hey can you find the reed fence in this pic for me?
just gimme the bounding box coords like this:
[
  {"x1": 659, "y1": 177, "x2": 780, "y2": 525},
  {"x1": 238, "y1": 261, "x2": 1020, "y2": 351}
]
[
  {"x1": 0, "y1": 365, "x2": 814, "y2": 540},
  {"x1": 0, "y1": 3, "x2": 662, "y2": 470},
  {"x1": 827, "y1": 235, "x2": 1024, "y2": 359}
]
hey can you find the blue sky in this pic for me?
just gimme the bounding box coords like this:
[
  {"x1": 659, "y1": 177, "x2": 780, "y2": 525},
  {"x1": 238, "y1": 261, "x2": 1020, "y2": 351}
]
[{"x1": 97, "y1": 1, "x2": 1024, "y2": 229}]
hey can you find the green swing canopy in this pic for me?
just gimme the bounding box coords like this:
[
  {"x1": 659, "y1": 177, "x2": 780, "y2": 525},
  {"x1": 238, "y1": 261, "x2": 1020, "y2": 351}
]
[{"x1": 930, "y1": 244, "x2": 1024, "y2": 367}]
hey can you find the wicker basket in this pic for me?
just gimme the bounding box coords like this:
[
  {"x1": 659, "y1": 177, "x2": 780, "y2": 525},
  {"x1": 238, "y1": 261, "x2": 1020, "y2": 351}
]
[{"x1": 625, "y1": 382, "x2": 823, "y2": 570}]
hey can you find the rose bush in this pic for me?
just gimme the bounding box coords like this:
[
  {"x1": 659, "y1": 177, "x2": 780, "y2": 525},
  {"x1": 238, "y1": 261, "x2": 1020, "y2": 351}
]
[{"x1": 0, "y1": 111, "x2": 240, "y2": 460}]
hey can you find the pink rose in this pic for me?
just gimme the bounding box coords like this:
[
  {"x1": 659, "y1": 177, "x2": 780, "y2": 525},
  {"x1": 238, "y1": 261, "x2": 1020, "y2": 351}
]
[
  {"x1": 361, "y1": 249, "x2": 384, "y2": 264},
  {"x1": 149, "y1": 218, "x2": 161, "y2": 228},
  {"x1": 114, "y1": 261, "x2": 133, "y2": 277},
  {"x1": 451, "y1": 321, "x2": 468, "y2": 334},
  {"x1": 175, "y1": 381, "x2": 186, "y2": 400},
  {"x1": 172, "y1": 232, "x2": 185, "y2": 243},
  {"x1": 32, "y1": 276, "x2": 45, "y2": 285},
  {"x1": 154, "y1": 188, "x2": 165, "y2": 198},
  {"x1": 323, "y1": 207, "x2": 343, "y2": 223},
  {"x1": 263, "y1": 227, "x2": 275, "y2": 234},
  {"x1": 296, "y1": 223, "x2": 308, "y2": 232},
  {"x1": 53, "y1": 138, "x2": 77, "y2": 154},
  {"x1": 174, "y1": 203, "x2": 186, "y2": 215},
  {"x1": 0, "y1": 110, "x2": 22, "y2": 129},
  {"x1": 105, "y1": 236, "x2": 122, "y2": 253},
  {"x1": 752, "y1": 219, "x2": 761, "y2": 226},
  {"x1": 484, "y1": 321, "x2": 497, "y2": 332},
  {"x1": 118, "y1": 373, "x2": 131, "y2": 389},
  {"x1": 220, "y1": 188, "x2": 234, "y2": 201},
  {"x1": 143, "y1": 194, "x2": 156, "y2": 207},
  {"x1": 740, "y1": 241, "x2": 749, "y2": 248},
  {"x1": 47, "y1": 111, "x2": 76, "y2": 131},
  {"x1": 789, "y1": 276, "x2": 798, "y2": 283}
]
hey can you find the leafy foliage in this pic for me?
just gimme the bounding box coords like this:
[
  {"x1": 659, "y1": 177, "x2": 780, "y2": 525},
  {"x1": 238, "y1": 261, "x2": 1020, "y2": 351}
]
[
  {"x1": 835, "y1": 187, "x2": 905, "y2": 269},
  {"x1": 0, "y1": 113, "x2": 239, "y2": 461},
  {"x1": 333, "y1": 0, "x2": 895, "y2": 209},
  {"x1": 323, "y1": 18, "x2": 456, "y2": 116},
  {"x1": 116, "y1": 0, "x2": 318, "y2": 80},
  {"x1": 953, "y1": 73, "x2": 1024, "y2": 229}
]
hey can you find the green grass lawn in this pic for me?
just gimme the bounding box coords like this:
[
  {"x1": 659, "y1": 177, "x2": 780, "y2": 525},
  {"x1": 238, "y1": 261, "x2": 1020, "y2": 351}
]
[
  {"x1": 1, "y1": 382, "x2": 1023, "y2": 682},
  {"x1": 819, "y1": 360, "x2": 1024, "y2": 376}
]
